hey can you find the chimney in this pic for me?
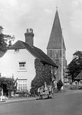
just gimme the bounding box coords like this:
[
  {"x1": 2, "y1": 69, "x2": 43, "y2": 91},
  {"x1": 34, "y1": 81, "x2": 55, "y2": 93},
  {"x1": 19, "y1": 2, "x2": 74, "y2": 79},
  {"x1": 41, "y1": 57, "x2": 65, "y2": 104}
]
[{"x1": 24, "y1": 28, "x2": 34, "y2": 47}]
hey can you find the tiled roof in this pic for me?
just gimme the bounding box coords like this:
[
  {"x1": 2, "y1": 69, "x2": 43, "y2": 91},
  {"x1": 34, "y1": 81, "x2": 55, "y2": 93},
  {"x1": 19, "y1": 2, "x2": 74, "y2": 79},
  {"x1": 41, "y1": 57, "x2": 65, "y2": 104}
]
[
  {"x1": 47, "y1": 10, "x2": 66, "y2": 50},
  {"x1": 9, "y1": 40, "x2": 58, "y2": 68}
]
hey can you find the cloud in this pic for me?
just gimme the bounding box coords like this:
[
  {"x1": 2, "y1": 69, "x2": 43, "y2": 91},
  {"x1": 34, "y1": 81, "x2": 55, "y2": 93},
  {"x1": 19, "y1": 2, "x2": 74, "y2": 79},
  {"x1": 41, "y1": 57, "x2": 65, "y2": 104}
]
[
  {"x1": 0, "y1": 0, "x2": 33, "y2": 22},
  {"x1": 70, "y1": 0, "x2": 82, "y2": 34},
  {"x1": 72, "y1": 0, "x2": 82, "y2": 8},
  {"x1": 0, "y1": 0, "x2": 18, "y2": 8},
  {"x1": 72, "y1": 0, "x2": 79, "y2": 7},
  {"x1": 0, "y1": 0, "x2": 33, "y2": 33},
  {"x1": 70, "y1": 9, "x2": 82, "y2": 34},
  {"x1": 79, "y1": 0, "x2": 82, "y2": 3},
  {"x1": 45, "y1": 9, "x2": 53, "y2": 14}
]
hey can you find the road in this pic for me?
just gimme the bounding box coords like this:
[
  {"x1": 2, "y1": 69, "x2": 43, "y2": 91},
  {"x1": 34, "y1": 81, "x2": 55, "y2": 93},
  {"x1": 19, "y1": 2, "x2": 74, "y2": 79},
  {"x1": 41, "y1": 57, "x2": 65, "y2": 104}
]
[{"x1": 0, "y1": 91, "x2": 82, "y2": 115}]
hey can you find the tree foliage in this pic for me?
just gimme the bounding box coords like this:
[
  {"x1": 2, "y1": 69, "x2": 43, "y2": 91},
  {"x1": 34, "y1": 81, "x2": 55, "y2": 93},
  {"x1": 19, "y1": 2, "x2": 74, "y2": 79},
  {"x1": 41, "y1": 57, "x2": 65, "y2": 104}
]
[
  {"x1": 30, "y1": 59, "x2": 52, "y2": 95},
  {"x1": 0, "y1": 77, "x2": 17, "y2": 91},
  {"x1": 0, "y1": 31, "x2": 15, "y2": 52},
  {"x1": 67, "y1": 51, "x2": 82, "y2": 82}
]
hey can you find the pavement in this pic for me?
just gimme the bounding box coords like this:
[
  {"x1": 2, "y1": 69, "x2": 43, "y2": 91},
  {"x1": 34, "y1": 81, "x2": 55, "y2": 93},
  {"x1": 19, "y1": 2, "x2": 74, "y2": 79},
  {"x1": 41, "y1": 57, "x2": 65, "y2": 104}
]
[
  {"x1": 1, "y1": 89, "x2": 82, "y2": 104},
  {"x1": 64, "y1": 89, "x2": 82, "y2": 95},
  {"x1": 0, "y1": 97, "x2": 36, "y2": 104}
]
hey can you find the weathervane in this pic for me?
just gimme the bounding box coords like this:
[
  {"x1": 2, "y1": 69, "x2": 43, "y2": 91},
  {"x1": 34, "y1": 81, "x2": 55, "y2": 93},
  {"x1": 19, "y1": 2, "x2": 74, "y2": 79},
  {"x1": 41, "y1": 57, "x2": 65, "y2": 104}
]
[{"x1": 56, "y1": 0, "x2": 58, "y2": 10}]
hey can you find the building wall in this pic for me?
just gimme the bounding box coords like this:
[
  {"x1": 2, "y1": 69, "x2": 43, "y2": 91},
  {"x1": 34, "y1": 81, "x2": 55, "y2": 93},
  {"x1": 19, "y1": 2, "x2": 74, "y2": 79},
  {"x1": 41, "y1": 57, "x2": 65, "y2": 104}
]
[
  {"x1": 0, "y1": 49, "x2": 36, "y2": 90},
  {"x1": 47, "y1": 49, "x2": 67, "y2": 81}
]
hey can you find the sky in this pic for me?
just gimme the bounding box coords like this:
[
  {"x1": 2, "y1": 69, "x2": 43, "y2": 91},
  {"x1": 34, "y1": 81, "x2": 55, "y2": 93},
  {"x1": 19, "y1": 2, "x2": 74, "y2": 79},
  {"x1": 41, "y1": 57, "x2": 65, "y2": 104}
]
[{"x1": 0, "y1": 0, "x2": 82, "y2": 64}]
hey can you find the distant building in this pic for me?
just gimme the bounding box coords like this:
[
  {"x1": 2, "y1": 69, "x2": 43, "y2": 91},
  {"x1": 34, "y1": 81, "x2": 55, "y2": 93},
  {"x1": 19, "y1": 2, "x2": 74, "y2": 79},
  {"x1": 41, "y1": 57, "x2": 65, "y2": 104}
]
[
  {"x1": 47, "y1": 9, "x2": 67, "y2": 81},
  {"x1": 0, "y1": 28, "x2": 57, "y2": 91}
]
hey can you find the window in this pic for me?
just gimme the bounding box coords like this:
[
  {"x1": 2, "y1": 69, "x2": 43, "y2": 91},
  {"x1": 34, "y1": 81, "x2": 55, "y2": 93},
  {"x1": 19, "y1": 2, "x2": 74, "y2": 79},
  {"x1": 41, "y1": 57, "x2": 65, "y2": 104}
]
[
  {"x1": 19, "y1": 62, "x2": 26, "y2": 71},
  {"x1": 17, "y1": 79, "x2": 27, "y2": 91}
]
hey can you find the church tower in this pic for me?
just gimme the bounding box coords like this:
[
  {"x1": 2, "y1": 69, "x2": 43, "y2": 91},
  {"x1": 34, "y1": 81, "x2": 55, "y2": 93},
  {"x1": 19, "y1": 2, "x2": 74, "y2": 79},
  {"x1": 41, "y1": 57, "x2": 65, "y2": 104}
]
[{"x1": 47, "y1": 9, "x2": 67, "y2": 81}]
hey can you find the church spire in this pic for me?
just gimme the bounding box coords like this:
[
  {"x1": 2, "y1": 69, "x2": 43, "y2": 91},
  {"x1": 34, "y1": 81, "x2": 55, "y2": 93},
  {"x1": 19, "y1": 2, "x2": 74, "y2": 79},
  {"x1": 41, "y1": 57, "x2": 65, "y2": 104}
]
[{"x1": 47, "y1": 9, "x2": 66, "y2": 50}]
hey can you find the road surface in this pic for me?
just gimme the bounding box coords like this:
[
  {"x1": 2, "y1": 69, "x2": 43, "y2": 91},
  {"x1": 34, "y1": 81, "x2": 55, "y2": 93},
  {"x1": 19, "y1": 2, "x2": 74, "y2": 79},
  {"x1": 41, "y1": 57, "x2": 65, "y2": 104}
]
[{"x1": 0, "y1": 91, "x2": 82, "y2": 115}]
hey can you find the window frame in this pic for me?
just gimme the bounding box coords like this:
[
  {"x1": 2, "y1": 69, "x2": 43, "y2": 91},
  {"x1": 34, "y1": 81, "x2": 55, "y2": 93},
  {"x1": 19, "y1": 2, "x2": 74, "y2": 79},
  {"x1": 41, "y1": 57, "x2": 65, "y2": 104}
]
[{"x1": 18, "y1": 61, "x2": 27, "y2": 72}]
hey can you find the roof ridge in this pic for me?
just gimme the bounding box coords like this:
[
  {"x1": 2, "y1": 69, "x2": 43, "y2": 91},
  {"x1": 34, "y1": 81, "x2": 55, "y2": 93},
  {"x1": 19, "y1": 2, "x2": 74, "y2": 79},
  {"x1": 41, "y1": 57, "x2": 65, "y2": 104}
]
[{"x1": 9, "y1": 40, "x2": 25, "y2": 50}]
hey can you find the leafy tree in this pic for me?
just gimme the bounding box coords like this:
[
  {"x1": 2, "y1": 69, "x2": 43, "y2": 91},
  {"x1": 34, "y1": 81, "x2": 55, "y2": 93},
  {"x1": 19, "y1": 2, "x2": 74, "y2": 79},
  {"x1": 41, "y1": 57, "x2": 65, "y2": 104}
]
[
  {"x1": 67, "y1": 51, "x2": 82, "y2": 82},
  {"x1": 0, "y1": 26, "x2": 15, "y2": 52},
  {"x1": 0, "y1": 77, "x2": 17, "y2": 91}
]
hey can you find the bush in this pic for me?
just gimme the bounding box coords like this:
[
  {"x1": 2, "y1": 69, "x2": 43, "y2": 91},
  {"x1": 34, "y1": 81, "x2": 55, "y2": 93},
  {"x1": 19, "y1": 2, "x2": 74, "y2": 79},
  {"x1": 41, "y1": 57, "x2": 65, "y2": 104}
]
[{"x1": 30, "y1": 59, "x2": 52, "y2": 95}]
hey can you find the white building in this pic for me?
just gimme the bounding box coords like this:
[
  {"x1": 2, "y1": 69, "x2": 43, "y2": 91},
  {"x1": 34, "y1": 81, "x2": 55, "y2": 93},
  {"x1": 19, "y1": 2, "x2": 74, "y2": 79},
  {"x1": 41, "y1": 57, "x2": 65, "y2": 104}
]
[{"x1": 0, "y1": 28, "x2": 57, "y2": 91}]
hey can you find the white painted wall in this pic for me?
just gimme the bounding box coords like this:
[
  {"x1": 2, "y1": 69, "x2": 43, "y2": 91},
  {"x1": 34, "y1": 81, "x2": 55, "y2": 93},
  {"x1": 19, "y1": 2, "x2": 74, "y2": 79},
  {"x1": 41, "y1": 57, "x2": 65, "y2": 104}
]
[{"x1": 0, "y1": 49, "x2": 36, "y2": 90}]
